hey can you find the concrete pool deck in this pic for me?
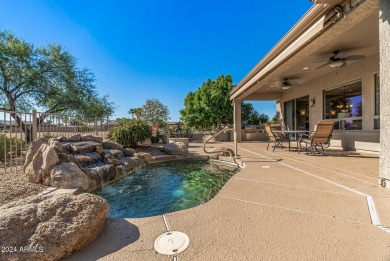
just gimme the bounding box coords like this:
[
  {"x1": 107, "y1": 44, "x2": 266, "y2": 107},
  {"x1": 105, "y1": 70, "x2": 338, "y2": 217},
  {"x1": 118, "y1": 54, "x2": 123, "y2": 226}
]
[{"x1": 65, "y1": 141, "x2": 390, "y2": 261}]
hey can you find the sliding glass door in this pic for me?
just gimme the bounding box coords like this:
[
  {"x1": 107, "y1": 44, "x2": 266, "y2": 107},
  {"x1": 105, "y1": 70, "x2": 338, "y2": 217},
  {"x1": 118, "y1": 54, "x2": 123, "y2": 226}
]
[{"x1": 284, "y1": 96, "x2": 309, "y2": 131}]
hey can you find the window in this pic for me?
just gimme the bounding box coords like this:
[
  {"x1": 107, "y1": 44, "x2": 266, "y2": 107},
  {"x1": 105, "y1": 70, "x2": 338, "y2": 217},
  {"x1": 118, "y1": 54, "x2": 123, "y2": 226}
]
[
  {"x1": 323, "y1": 81, "x2": 362, "y2": 130},
  {"x1": 375, "y1": 73, "x2": 380, "y2": 129}
]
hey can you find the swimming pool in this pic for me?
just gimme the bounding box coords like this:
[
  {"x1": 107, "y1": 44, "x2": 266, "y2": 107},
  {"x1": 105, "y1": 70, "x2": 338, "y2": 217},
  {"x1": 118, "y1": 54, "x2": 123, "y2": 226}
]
[{"x1": 94, "y1": 160, "x2": 239, "y2": 218}]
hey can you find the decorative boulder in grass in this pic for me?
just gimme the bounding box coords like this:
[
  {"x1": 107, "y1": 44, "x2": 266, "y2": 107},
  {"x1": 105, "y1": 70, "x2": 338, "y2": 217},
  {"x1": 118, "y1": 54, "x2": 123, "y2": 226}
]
[
  {"x1": 208, "y1": 147, "x2": 235, "y2": 159},
  {"x1": 0, "y1": 193, "x2": 109, "y2": 261},
  {"x1": 163, "y1": 142, "x2": 189, "y2": 156}
]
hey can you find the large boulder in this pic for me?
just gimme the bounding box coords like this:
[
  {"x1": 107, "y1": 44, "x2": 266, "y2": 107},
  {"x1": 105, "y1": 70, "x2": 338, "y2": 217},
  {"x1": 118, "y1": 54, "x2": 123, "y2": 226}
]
[
  {"x1": 23, "y1": 139, "x2": 59, "y2": 185},
  {"x1": 0, "y1": 193, "x2": 109, "y2": 261},
  {"x1": 163, "y1": 142, "x2": 189, "y2": 156},
  {"x1": 122, "y1": 148, "x2": 135, "y2": 157},
  {"x1": 67, "y1": 134, "x2": 82, "y2": 142},
  {"x1": 102, "y1": 139, "x2": 123, "y2": 150},
  {"x1": 68, "y1": 141, "x2": 101, "y2": 154},
  {"x1": 51, "y1": 162, "x2": 91, "y2": 190},
  {"x1": 72, "y1": 152, "x2": 102, "y2": 166},
  {"x1": 208, "y1": 147, "x2": 235, "y2": 159},
  {"x1": 104, "y1": 149, "x2": 124, "y2": 159},
  {"x1": 81, "y1": 134, "x2": 103, "y2": 143},
  {"x1": 135, "y1": 152, "x2": 154, "y2": 164},
  {"x1": 120, "y1": 157, "x2": 143, "y2": 172},
  {"x1": 83, "y1": 164, "x2": 117, "y2": 182}
]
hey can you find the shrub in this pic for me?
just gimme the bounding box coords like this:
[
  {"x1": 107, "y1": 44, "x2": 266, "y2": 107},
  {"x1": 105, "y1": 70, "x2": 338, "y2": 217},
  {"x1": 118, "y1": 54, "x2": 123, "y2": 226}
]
[
  {"x1": 150, "y1": 130, "x2": 160, "y2": 143},
  {"x1": 108, "y1": 119, "x2": 151, "y2": 148},
  {"x1": 0, "y1": 134, "x2": 26, "y2": 162}
]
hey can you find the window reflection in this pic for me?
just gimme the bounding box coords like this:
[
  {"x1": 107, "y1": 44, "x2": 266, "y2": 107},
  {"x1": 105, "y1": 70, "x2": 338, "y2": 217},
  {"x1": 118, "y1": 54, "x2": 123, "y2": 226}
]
[{"x1": 324, "y1": 81, "x2": 362, "y2": 130}]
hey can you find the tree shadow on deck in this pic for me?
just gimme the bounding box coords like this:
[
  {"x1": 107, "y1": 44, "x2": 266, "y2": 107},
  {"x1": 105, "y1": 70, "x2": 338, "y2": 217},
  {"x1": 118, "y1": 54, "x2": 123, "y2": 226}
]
[{"x1": 64, "y1": 218, "x2": 140, "y2": 261}]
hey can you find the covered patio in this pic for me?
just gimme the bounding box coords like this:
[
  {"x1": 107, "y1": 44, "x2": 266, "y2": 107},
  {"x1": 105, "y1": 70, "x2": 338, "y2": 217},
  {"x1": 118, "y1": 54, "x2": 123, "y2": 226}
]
[{"x1": 231, "y1": 0, "x2": 390, "y2": 183}]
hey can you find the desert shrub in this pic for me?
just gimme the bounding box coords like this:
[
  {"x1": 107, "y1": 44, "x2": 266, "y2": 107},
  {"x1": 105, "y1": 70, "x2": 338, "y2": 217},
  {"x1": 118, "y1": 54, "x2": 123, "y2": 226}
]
[
  {"x1": 150, "y1": 130, "x2": 160, "y2": 143},
  {"x1": 108, "y1": 119, "x2": 151, "y2": 148},
  {"x1": 0, "y1": 134, "x2": 26, "y2": 162}
]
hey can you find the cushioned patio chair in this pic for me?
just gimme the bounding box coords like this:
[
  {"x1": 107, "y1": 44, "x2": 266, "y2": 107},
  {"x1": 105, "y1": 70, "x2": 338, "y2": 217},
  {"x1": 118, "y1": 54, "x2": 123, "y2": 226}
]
[
  {"x1": 298, "y1": 121, "x2": 336, "y2": 155},
  {"x1": 264, "y1": 124, "x2": 290, "y2": 151}
]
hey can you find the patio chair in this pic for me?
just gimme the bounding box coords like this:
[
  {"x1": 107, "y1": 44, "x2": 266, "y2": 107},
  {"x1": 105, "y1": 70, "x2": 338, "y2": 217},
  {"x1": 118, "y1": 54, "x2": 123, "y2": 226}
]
[
  {"x1": 298, "y1": 121, "x2": 336, "y2": 155},
  {"x1": 264, "y1": 124, "x2": 290, "y2": 151}
]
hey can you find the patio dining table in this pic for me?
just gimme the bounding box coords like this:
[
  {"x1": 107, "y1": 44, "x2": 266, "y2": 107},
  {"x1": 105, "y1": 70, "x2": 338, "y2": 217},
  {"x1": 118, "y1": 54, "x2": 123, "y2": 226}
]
[{"x1": 272, "y1": 130, "x2": 314, "y2": 151}]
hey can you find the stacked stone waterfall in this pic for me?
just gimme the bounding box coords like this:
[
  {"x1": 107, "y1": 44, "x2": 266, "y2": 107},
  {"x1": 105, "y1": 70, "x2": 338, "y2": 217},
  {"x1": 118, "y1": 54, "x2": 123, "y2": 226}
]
[{"x1": 23, "y1": 134, "x2": 141, "y2": 191}]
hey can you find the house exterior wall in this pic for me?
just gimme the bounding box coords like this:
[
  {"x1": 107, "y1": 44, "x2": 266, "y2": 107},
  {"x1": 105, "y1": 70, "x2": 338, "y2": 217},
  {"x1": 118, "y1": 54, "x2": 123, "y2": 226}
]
[
  {"x1": 276, "y1": 53, "x2": 379, "y2": 151},
  {"x1": 379, "y1": 0, "x2": 390, "y2": 180}
]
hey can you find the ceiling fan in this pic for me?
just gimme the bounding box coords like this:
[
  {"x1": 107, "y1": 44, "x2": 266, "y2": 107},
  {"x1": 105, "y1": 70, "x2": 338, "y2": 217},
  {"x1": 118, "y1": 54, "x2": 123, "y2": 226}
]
[
  {"x1": 316, "y1": 50, "x2": 366, "y2": 70},
  {"x1": 278, "y1": 78, "x2": 299, "y2": 90}
]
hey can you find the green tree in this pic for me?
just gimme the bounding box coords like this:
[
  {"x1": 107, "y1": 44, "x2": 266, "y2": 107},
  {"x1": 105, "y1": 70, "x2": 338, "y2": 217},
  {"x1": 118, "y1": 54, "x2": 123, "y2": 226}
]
[
  {"x1": 128, "y1": 107, "x2": 143, "y2": 119},
  {"x1": 242, "y1": 102, "x2": 260, "y2": 125},
  {"x1": 0, "y1": 30, "x2": 115, "y2": 139},
  {"x1": 180, "y1": 74, "x2": 233, "y2": 130},
  {"x1": 259, "y1": 113, "x2": 270, "y2": 124},
  {"x1": 140, "y1": 99, "x2": 170, "y2": 127}
]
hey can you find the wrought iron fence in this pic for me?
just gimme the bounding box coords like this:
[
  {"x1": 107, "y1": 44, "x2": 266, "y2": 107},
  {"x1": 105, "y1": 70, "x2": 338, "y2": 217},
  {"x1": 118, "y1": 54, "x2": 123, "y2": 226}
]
[{"x1": 0, "y1": 109, "x2": 113, "y2": 174}]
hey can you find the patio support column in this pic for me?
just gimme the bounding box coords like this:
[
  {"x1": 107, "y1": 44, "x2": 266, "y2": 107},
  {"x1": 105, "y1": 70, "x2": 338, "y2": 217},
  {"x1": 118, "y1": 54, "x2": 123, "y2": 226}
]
[
  {"x1": 379, "y1": 0, "x2": 390, "y2": 183},
  {"x1": 233, "y1": 100, "x2": 242, "y2": 142}
]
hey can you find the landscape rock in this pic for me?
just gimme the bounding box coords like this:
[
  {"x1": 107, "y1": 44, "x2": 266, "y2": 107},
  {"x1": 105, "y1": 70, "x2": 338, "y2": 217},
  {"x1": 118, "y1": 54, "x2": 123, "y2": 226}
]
[
  {"x1": 49, "y1": 138, "x2": 65, "y2": 153},
  {"x1": 163, "y1": 142, "x2": 189, "y2": 156},
  {"x1": 67, "y1": 134, "x2": 82, "y2": 142},
  {"x1": 102, "y1": 139, "x2": 123, "y2": 150},
  {"x1": 104, "y1": 149, "x2": 124, "y2": 159},
  {"x1": 24, "y1": 143, "x2": 59, "y2": 185},
  {"x1": 72, "y1": 152, "x2": 102, "y2": 166},
  {"x1": 0, "y1": 193, "x2": 109, "y2": 261},
  {"x1": 56, "y1": 136, "x2": 68, "y2": 142},
  {"x1": 120, "y1": 157, "x2": 142, "y2": 171},
  {"x1": 81, "y1": 134, "x2": 103, "y2": 143},
  {"x1": 83, "y1": 164, "x2": 117, "y2": 182},
  {"x1": 208, "y1": 147, "x2": 235, "y2": 159},
  {"x1": 51, "y1": 162, "x2": 90, "y2": 190},
  {"x1": 122, "y1": 147, "x2": 135, "y2": 157},
  {"x1": 135, "y1": 152, "x2": 154, "y2": 164},
  {"x1": 141, "y1": 138, "x2": 152, "y2": 146},
  {"x1": 95, "y1": 145, "x2": 105, "y2": 155},
  {"x1": 69, "y1": 141, "x2": 101, "y2": 154},
  {"x1": 105, "y1": 154, "x2": 121, "y2": 165}
]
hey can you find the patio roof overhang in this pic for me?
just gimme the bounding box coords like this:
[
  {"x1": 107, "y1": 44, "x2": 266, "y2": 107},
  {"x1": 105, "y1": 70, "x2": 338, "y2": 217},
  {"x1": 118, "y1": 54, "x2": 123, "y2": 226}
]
[{"x1": 230, "y1": 0, "x2": 379, "y2": 101}]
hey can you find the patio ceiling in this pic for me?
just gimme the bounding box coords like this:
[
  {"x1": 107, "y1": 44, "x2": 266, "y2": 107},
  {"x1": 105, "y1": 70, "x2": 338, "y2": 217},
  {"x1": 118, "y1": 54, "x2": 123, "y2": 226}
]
[{"x1": 232, "y1": 0, "x2": 379, "y2": 101}]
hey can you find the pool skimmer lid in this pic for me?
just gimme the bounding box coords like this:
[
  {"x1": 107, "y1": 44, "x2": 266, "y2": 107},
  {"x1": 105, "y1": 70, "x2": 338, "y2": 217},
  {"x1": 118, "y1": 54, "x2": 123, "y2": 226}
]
[{"x1": 154, "y1": 231, "x2": 190, "y2": 255}]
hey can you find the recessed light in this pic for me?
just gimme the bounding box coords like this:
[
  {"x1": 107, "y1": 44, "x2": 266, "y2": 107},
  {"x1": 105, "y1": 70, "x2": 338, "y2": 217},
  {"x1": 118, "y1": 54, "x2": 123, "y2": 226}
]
[
  {"x1": 270, "y1": 85, "x2": 275, "y2": 88},
  {"x1": 302, "y1": 67, "x2": 309, "y2": 70}
]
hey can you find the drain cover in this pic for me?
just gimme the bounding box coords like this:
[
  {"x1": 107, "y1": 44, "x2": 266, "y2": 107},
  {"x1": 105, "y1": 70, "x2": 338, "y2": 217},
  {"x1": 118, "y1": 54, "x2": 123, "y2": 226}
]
[{"x1": 154, "y1": 231, "x2": 190, "y2": 255}]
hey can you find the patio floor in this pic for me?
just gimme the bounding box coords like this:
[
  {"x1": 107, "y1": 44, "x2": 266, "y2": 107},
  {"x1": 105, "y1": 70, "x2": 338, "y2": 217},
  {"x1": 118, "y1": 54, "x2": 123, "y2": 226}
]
[{"x1": 65, "y1": 141, "x2": 390, "y2": 261}]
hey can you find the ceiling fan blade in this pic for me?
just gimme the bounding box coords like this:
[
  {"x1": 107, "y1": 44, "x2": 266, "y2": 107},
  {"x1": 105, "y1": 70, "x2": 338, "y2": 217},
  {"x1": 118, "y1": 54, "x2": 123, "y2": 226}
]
[
  {"x1": 314, "y1": 59, "x2": 330, "y2": 63},
  {"x1": 316, "y1": 63, "x2": 329, "y2": 70},
  {"x1": 345, "y1": 55, "x2": 366, "y2": 61}
]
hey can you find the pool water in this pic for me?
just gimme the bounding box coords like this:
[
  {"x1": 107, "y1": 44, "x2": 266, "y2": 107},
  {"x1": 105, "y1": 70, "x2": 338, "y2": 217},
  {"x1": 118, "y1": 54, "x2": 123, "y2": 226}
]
[{"x1": 94, "y1": 160, "x2": 238, "y2": 218}]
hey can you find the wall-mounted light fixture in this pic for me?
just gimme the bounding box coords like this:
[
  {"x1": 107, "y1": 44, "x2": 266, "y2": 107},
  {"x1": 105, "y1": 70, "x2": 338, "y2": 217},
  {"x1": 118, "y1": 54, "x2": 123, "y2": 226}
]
[{"x1": 310, "y1": 98, "x2": 315, "y2": 107}]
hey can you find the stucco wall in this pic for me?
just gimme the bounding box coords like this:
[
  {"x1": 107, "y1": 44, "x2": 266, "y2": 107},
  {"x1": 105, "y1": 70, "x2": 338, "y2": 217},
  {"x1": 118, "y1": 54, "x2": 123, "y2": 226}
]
[
  {"x1": 379, "y1": 0, "x2": 390, "y2": 178},
  {"x1": 276, "y1": 53, "x2": 379, "y2": 151}
]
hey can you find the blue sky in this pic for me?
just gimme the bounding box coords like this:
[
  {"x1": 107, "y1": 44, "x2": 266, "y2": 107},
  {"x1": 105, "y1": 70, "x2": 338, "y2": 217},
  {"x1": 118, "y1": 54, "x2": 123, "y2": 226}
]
[{"x1": 0, "y1": 1, "x2": 313, "y2": 121}]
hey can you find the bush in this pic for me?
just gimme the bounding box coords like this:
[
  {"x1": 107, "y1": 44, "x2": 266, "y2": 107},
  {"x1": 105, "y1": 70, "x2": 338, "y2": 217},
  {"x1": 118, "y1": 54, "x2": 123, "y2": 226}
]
[
  {"x1": 0, "y1": 134, "x2": 26, "y2": 162},
  {"x1": 150, "y1": 130, "x2": 160, "y2": 143},
  {"x1": 108, "y1": 119, "x2": 151, "y2": 148}
]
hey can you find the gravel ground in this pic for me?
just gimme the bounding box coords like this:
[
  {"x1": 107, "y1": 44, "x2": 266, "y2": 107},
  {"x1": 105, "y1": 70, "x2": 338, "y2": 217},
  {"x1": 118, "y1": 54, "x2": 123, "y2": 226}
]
[{"x1": 0, "y1": 171, "x2": 47, "y2": 207}]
